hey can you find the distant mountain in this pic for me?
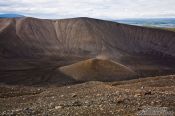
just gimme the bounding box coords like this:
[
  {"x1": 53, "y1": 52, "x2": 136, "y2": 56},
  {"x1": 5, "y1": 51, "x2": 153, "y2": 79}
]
[{"x1": 0, "y1": 14, "x2": 24, "y2": 18}]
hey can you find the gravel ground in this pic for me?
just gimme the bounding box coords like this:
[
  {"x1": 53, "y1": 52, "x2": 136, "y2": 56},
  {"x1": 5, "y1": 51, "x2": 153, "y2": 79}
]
[{"x1": 0, "y1": 75, "x2": 175, "y2": 116}]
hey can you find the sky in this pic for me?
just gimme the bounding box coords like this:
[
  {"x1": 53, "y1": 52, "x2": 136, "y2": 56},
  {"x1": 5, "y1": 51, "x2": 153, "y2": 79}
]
[{"x1": 0, "y1": 0, "x2": 175, "y2": 19}]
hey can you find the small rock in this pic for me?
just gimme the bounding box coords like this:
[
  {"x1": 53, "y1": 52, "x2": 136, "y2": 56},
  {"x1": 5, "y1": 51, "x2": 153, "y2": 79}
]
[
  {"x1": 99, "y1": 104, "x2": 103, "y2": 107},
  {"x1": 117, "y1": 98, "x2": 125, "y2": 103},
  {"x1": 96, "y1": 94, "x2": 101, "y2": 96},
  {"x1": 134, "y1": 93, "x2": 142, "y2": 97},
  {"x1": 67, "y1": 86, "x2": 70, "y2": 89},
  {"x1": 144, "y1": 91, "x2": 152, "y2": 95},
  {"x1": 115, "y1": 91, "x2": 119, "y2": 94},
  {"x1": 84, "y1": 101, "x2": 89, "y2": 104},
  {"x1": 51, "y1": 96, "x2": 55, "y2": 99},
  {"x1": 24, "y1": 107, "x2": 33, "y2": 115},
  {"x1": 60, "y1": 95, "x2": 64, "y2": 97},
  {"x1": 137, "y1": 107, "x2": 142, "y2": 110},
  {"x1": 49, "y1": 103, "x2": 54, "y2": 108},
  {"x1": 151, "y1": 101, "x2": 155, "y2": 105},
  {"x1": 15, "y1": 109, "x2": 21, "y2": 112},
  {"x1": 71, "y1": 93, "x2": 77, "y2": 98},
  {"x1": 72, "y1": 101, "x2": 82, "y2": 106},
  {"x1": 55, "y1": 106, "x2": 62, "y2": 109},
  {"x1": 141, "y1": 86, "x2": 144, "y2": 89}
]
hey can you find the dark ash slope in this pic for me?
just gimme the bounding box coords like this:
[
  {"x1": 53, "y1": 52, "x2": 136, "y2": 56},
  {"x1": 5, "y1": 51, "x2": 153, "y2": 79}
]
[{"x1": 0, "y1": 17, "x2": 175, "y2": 84}]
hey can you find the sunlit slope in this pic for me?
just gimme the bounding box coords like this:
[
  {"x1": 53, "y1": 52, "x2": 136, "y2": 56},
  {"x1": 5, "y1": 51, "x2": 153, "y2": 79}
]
[{"x1": 59, "y1": 58, "x2": 137, "y2": 81}]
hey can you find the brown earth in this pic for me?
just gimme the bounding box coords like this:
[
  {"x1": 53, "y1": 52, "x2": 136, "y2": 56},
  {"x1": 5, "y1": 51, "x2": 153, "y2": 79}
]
[{"x1": 0, "y1": 17, "x2": 175, "y2": 115}]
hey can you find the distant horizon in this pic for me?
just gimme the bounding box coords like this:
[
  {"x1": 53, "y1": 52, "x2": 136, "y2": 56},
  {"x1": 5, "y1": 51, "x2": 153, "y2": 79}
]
[
  {"x1": 1, "y1": 13, "x2": 175, "y2": 20},
  {"x1": 1, "y1": 13, "x2": 175, "y2": 28}
]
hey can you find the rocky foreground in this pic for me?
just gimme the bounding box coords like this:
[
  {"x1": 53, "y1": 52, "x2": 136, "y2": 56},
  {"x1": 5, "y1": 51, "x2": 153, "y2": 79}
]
[{"x1": 0, "y1": 75, "x2": 174, "y2": 116}]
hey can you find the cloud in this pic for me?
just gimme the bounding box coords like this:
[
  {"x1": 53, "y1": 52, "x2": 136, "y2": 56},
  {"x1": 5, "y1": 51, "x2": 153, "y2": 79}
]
[{"x1": 0, "y1": 0, "x2": 175, "y2": 19}]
